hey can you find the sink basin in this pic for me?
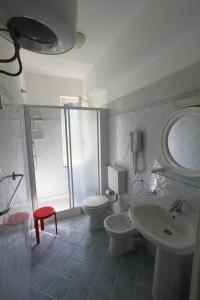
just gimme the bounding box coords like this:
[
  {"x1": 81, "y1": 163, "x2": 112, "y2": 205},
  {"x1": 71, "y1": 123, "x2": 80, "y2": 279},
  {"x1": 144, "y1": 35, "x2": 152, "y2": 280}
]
[{"x1": 130, "y1": 200, "x2": 196, "y2": 255}]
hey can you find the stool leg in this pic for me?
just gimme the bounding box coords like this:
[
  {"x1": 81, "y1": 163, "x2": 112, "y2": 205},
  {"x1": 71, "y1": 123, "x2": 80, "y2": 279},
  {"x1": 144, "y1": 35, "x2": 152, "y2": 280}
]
[
  {"x1": 34, "y1": 219, "x2": 40, "y2": 244},
  {"x1": 54, "y1": 212, "x2": 58, "y2": 234},
  {"x1": 41, "y1": 219, "x2": 44, "y2": 231}
]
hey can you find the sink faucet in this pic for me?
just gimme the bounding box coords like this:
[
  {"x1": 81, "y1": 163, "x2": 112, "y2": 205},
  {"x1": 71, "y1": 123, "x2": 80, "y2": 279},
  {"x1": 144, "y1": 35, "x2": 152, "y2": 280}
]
[{"x1": 169, "y1": 199, "x2": 185, "y2": 214}]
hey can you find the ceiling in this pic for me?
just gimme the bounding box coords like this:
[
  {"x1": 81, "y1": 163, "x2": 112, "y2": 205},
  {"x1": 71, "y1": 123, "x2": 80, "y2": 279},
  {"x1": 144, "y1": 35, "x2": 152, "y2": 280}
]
[
  {"x1": 21, "y1": 0, "x2": 143, "y2": 79},
  {"x1": 21, "y1": 0, "x2": 200, "y2": 86}
]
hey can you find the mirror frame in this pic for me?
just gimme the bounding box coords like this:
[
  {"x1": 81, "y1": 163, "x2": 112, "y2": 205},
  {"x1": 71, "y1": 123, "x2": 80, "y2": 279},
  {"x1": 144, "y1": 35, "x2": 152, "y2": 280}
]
[{"x1": 161, "y1": 107, "x2": 200, "y2": 177}]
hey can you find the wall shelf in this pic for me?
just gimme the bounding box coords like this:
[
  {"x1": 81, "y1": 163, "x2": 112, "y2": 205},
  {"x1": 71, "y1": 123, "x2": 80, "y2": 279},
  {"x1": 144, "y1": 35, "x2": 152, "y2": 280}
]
[{"x1": 152, "y1": 169, "x2": 200, "y2": 190}]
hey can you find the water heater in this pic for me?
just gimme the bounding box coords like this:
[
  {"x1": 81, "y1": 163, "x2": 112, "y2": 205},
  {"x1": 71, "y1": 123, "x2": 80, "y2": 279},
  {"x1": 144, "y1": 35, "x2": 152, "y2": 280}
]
[
  {"x1": 0, "y1": 0, "x2": 77, "y2": 54},
  {"x1": 0, "y1": 0, "x2": 77, "y2": 76}
]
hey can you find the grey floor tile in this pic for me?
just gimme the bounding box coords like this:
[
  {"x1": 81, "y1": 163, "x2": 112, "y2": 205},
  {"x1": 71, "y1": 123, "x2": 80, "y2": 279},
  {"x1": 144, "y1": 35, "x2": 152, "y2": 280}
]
[
  {"x1": 70, "y1": 245, "x2": 91, "y2": 262},
  {"x1": 139, "y1": 249, "x2": 155, "y2": 268},
  {"x1": 48, "y1": 237, "x2": 75, "y2": 257},
  {"x1": 88, "y1": 287, "x2": 111, "y2": 300},
  {"x1": 31, "y1": 232, "x2": 55, "y2": 252},
  {"x1": 56, "y1": 229, "x2": 73, "y2": 241},
  {"x1": 63, "y1": 282, "x2": 90, "y2": 300},
  {"x1": 101, "y1": 253, "x2": 122, "y2": 275},
  {"x1": 75, "y1": 219, "x2": 90, "y2": 233},
  {"x1": 85, "y1": 229, "x2": 102, "y2": 238},
  {"x1": 122, "y1": 248, "x2": 141, "y2": 264},
  {"x1": 97, "y1": 229, "x2": 109, "y2": 242},
  {"x1": 119, "y1": 260, "x2": 138, "y2": 282},
  {"x1": 41, "y1": 293, "x2": 56, "y2": 300},
  {"x1": 79, "y1": 235, "x2": 96, "y2": 248},
  {"x1": 29, "y1": 287, "x2": 45, "y2": 300},
  {"x1": 29, "y1": 287, "x2": 56, "y2": 300},
  {"x1": 46, "y1": 253, "x2": 69, "y2": 275},
  {"x1": 30, "y1": 215, "x2": 156, "y2": 300},
  {"x1": 85, "y1": 252, "x2": 105, "y2": 268},
  {"x1": 45, "y1": 275, "x2": 73, "y2": 299},
  {"x1": 90, "y1": 240, "x2": 108, "y2": 257},
  {"x1": 67, "y1": 231, "x2": 84, "y2": 244},
  {"x1": 135, "y1": 284, "x2": 153, "y2": 300},
  {"x1": 94, "y1": 270, "x2": 116, "y2": 293},
  {"x1": 31, "y1": 265, "x2": 57, "y2": 291},
  {"x1": 32, "y1": 248, "x2": 57, "y2": 267},
  {"x1": 45, "y1": 224, "x2": 58, "y2": 235},
  {"x1": 75, "y1": 263, "x2": 98, "y2": 289},
  {"x1": 136, "y1": 264, "x2": 154, "y2": 287},
  {"x1": 49, "y1": 255, "x2": 81, "y2": 280},
  {"x1": 111, "y1": 279, "x2": 135, "y2": 300},
  {"x1": 63, "y1": 258, "x2": 83, "y2": 280}
]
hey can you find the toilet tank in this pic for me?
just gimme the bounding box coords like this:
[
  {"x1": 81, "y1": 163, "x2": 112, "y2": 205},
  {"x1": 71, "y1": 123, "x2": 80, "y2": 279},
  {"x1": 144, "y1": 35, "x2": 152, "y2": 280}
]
[{"x1": 108, "y1": 166, "x2": 126, "y2": 194}]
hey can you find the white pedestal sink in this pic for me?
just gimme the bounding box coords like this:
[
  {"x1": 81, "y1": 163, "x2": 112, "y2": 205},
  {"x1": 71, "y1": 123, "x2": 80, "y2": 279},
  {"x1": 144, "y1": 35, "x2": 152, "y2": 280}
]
[{"x1": 129, "y1": 200, "x2": 196, "y2": 300}]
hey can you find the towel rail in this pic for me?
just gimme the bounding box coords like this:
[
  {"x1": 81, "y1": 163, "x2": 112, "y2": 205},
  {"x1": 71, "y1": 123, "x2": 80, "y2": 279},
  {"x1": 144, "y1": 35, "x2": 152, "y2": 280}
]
[{"x1": 0, "y1": 172, "x2": 24, "y2": 216}]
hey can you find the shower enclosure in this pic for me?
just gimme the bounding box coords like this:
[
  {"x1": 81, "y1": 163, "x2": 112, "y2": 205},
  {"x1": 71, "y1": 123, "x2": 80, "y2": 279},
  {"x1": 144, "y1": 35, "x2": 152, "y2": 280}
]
[{"x1": 24, "y1": 105, "x2": 107, "y2": 213}]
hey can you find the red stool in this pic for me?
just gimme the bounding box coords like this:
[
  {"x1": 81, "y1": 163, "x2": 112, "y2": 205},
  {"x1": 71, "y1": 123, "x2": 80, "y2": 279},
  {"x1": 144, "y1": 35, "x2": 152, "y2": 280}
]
[{"x1": 33, "y1": 206, "x2": 57, "y2": 243}]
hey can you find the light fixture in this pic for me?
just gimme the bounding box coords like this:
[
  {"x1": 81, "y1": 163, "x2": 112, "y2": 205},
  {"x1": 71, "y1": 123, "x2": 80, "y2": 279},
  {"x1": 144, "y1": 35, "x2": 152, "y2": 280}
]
[{"x1": 0, "y1": 0, "x2": 77, "y2": 76}]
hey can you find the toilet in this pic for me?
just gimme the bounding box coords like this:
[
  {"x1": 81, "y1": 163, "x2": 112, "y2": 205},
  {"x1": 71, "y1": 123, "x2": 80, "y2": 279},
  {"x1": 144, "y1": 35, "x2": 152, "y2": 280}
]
[
  {"x1": 83, "y1": 166, "x2": 126, "y2": 230},
  {"x1": 104, "y1": 209, "x2": 137, "y2": 256},
  {"x1": 83, "y1": 195, "x2": 111, "y2": 230}
]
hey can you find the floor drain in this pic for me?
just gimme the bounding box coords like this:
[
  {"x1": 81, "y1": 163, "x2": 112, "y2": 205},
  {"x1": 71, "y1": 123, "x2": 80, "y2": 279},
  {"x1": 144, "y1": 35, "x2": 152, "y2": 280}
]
[{"x1": 164, "y1": 229, "x2": 173, "y2": 235}]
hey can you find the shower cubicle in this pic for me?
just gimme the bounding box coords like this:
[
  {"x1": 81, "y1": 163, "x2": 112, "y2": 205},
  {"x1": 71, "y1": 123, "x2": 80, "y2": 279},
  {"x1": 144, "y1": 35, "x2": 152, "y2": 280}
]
[{"x1": 24, "y1": 105, "x2": 108, "y2": 214}]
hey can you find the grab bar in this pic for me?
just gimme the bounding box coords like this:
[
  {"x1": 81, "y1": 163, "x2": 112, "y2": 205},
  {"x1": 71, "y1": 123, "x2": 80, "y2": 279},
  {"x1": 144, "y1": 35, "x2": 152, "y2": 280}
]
[{"x1": 0, "y1": 172, "x2": 24, "y2": 216}]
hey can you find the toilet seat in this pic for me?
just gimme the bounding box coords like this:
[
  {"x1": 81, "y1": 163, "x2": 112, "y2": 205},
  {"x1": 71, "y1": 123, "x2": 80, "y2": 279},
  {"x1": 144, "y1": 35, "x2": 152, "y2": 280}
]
[{"x1": 84, "y1": 195, "x2": 110, "y2": 209}]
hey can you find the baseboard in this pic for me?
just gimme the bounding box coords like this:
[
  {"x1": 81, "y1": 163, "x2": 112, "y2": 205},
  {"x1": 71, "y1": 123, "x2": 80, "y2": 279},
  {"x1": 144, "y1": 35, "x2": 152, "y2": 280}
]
[{"x1": 57, "y1": 207, "x2": 82, "y2": 220}]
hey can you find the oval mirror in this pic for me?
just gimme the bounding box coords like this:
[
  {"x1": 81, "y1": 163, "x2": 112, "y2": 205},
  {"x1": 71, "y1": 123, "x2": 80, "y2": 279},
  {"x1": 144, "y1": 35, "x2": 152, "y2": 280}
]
[{"x1": 161, "y1": 107, "x2": 200, "y2": 177}]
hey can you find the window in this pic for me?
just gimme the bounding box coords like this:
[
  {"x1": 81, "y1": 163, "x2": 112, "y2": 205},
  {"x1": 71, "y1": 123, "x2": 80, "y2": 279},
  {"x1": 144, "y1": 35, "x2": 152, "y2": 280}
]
[
  {"x1": 60, "y1": 96, "x2": 89, "y2": 108},
  {"x1": 60, "y1": 96, "x2": 89, "y2": 166}
]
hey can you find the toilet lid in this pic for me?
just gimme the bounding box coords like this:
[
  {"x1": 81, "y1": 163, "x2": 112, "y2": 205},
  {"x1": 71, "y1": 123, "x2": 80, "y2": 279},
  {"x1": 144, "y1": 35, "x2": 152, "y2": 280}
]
[{"x1": 84, "y1": 195, "x2": 109, "y2": 208}]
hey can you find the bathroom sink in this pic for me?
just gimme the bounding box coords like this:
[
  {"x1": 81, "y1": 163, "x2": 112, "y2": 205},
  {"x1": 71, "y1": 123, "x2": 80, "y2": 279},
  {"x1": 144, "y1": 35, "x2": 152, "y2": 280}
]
[{"x1": 130, "y1": 200, "x2": 196, "y2": 255}]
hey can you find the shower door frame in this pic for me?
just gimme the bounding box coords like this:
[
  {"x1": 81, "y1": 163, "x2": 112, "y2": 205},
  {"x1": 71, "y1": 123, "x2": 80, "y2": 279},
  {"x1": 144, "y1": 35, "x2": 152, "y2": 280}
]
[
  {"x1": 24, "y1": 104, "x2": 106, "y2": 215},
  {"x1": 64, "y1": 105, "x2": 101, "y2": 209}
]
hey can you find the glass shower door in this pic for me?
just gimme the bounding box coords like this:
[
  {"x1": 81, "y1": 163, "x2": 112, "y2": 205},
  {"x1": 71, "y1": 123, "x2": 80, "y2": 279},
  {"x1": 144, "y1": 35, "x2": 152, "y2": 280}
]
[
  {"x1": 67, "y1": 108, "x2": 99, "y2": 207},
  {"x1": 29, "y1": 107, "x2": 70, "y2": 211}
]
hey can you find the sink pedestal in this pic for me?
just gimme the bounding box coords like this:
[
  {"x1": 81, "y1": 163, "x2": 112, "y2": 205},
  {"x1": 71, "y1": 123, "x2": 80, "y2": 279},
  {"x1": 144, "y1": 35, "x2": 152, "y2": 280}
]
[{"x1": 152, "y1": 247, "x2": 192, "y2": 300}]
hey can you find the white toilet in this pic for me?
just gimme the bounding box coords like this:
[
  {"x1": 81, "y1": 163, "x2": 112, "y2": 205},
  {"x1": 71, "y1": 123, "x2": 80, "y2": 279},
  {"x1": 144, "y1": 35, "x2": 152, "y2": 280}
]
[
  {"x1": 83, "y1": 166, "x2": 126, "y2": 230},
  {"x1": 83, "y1": 195, "x2": 111, "y2": 230},
  {"x1": 104, "y1": 209, "x2": 137, "y2": 256}
]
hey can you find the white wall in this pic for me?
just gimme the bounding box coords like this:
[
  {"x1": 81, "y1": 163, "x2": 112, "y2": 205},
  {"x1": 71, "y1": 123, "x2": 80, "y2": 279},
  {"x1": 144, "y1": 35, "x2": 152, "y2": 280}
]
[
  {"x1": 25, "y1": 72, "x2": 83, "y2": 105},
  {"x1": 84, "y1": 0, "x2": 200, "y2": 106},
  {"x1": 108, "y1": 63, "x2": 200, "y2": 215}
]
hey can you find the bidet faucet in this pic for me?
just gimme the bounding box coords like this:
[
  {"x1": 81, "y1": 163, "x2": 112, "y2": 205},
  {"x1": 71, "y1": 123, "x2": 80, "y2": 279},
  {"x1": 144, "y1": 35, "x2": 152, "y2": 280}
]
[{"x1": 169, "y1": 199, "x2": 185, "y2": 214}]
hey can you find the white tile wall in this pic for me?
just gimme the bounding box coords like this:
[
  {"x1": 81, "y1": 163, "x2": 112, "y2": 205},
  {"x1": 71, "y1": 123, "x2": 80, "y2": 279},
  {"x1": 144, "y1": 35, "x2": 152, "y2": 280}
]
[
  {"x1": 0, "y1": 83, "x2": 32, "y2": 222},
  {"x1": 108, "y1": 64, "x2": 200, "y2": 214},
  {"x1": 0, "y1": 38, "x2": 31, "y2": 300}
]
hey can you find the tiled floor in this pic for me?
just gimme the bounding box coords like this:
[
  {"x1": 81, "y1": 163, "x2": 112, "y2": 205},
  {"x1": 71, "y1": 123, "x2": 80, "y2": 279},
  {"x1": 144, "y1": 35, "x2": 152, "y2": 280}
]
[{"x1": 29, "y1": 214, "x2": 155, "y2": 300}]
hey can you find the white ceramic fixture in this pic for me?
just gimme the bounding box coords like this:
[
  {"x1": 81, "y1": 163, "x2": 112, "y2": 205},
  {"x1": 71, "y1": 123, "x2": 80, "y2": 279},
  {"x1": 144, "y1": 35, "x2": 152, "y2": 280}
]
[
  {"x1": 130, "y1": 201, "x2": 196, "y2": 255},
  {"x1": 83, "y1": 166, "x2": 126, "y2": 230},
  {"x1": 104, "y1": 210, "x2": 137, "y2": 256},
  {"x1": 83, "y1": 195, "x2": 111, "y2": 230},
  {"x1": 130, "y1": 199, "x2": 196, "y2": 300}
]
